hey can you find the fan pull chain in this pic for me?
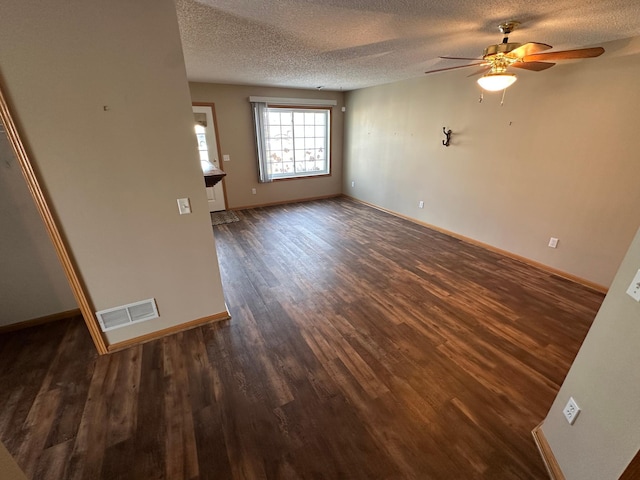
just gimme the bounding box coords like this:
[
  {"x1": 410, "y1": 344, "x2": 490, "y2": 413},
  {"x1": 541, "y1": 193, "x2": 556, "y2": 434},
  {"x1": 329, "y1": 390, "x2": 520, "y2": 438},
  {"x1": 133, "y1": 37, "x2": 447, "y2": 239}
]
[
  {"x1": 479, "y1": 91, "x2": 484, "y2": 103},
  {"x1": 500, "y1": 88, "x2": 507, "y2": 106}
]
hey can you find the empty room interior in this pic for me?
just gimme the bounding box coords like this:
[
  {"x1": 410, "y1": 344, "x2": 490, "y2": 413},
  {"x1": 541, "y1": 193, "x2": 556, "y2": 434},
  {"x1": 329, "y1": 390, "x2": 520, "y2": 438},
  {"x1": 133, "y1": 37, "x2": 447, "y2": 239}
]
[{"x1": 2, "y1": 1, "x2": 640, "y2": 479}]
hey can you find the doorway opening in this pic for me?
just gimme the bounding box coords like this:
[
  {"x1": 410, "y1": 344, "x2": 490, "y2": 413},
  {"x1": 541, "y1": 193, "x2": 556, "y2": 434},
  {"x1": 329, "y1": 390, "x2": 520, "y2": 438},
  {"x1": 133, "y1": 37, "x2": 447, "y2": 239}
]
[{"x1": 192, "y1": 103, "x2": 227, "y2": 212}]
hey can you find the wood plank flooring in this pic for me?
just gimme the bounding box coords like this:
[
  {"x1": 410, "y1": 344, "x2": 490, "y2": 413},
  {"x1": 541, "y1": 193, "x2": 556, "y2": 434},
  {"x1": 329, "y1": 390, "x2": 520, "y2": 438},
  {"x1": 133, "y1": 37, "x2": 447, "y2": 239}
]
[{"x1": 0, "y1": 197, "x2": 605, "y2": 479}]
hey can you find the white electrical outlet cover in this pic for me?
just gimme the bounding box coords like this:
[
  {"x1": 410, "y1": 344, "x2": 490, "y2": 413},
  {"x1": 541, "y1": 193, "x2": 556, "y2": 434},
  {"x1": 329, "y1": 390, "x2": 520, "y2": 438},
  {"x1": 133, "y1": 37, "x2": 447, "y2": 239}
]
[
  {"x1": 626, "y1": 269, "x2": 640, "y2": 302},
  {"x1": 548, "y1": 237, "x2": 559, "y2": 248},
  {"x1": 563, "y1": 397, "x2": 581, "y2": 425}
]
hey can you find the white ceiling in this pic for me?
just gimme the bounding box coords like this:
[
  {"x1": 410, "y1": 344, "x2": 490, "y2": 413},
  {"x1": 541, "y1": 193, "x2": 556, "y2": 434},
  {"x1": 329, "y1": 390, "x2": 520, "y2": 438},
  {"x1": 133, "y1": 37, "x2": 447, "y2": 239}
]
[{"x1": 176, "y1": 0, "x2": 640, "y2": 91}]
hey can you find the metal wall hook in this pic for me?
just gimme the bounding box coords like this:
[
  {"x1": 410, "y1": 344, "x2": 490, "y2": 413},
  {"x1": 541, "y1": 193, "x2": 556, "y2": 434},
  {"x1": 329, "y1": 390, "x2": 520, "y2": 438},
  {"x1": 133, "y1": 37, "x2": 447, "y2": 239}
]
[{"x1": 442, "y1": 127, "x2": 452, "y2": 147}]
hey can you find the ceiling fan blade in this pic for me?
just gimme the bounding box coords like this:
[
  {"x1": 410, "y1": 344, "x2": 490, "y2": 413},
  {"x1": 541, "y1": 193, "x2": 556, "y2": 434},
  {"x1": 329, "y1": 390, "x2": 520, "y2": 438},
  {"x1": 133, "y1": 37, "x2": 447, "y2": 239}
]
[
  {"x1": 511, "y1": 61, "x2": 556, "y2": 71},
  {"x1": 508, "y1": 42, "x2": 552, "y2": 59},
  {"x1": 425, "y1": 63, "x2": 486, "y2": 74},
  {"x1": 467, "y1": 66, "x2": 492, "y2": 77},
  {"x1": 439, "y1": 56, "x2": 483, "y2": 61},
  {"x1": 523, "y1": 46, "x2": 605, "y2": 62}
]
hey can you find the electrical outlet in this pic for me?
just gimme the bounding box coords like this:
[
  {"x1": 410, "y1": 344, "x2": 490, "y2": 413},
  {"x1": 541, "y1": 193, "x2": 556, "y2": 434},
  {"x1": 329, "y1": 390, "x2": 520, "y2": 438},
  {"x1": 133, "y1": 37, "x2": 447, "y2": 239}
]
[
  {"x1": 626, "y1": 269, "x2": 640, "y2": 302},
  {"x1": 548, "y1": 237, "x2": 559, "y2": 248},
  {"x1": 351, "y1": 181, "x2": 355, "y2": 187},
  {"x1": 251, "y1": 188, "x2": 257, "y2": 195},
  {"x1": 418, "y1": 201, "x2": 424, "y2": 209},
  {"x1": 563, "y1": 397, "x2": 581, "y2": 425}
]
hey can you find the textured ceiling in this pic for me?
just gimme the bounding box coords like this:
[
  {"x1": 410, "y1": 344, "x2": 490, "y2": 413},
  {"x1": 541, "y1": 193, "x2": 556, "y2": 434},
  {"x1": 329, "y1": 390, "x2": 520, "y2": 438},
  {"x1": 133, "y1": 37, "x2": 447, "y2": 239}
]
[{"x1": 176, "y1": 0, "x2": 640, "y2": 91}]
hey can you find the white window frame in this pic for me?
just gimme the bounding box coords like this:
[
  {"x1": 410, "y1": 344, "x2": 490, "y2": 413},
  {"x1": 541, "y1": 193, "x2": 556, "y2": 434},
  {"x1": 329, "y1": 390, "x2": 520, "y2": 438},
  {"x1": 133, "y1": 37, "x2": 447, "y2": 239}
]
[{"x1": 251, "y1": 97, "x2": 336, "y2": 182}]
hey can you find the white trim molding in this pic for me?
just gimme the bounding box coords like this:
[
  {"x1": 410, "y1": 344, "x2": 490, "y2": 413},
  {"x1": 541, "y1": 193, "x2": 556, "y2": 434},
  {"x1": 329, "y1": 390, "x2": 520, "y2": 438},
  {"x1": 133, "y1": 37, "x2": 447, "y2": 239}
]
[{"x1": 248, "y1": 96, "x2": 337, "y2": 106}]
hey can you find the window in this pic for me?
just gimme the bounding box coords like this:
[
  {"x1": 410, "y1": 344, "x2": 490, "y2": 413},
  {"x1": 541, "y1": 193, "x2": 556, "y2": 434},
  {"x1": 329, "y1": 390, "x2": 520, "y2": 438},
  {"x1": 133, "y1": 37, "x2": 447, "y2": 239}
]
[
  {"x1": 194, "y1": 124, "x2": 211, "y2": 172},
  {"x1": 253, "y1": 105, "x2": 331, "y2": 181}
]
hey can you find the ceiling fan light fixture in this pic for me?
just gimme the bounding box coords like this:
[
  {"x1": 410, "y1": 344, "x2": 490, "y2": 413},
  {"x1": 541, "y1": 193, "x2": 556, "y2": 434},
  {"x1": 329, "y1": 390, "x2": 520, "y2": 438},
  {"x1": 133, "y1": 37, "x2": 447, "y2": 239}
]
[{"x1": 477, "y1": 72, "x2": 517, "y2": 91}]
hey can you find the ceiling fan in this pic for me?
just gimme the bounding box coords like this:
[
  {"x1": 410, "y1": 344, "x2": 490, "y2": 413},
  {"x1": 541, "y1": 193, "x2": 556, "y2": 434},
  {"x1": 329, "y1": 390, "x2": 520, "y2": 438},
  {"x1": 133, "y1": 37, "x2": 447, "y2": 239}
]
[{"x1": 426, "y1": 21, "x2": 605, "y2": 91}]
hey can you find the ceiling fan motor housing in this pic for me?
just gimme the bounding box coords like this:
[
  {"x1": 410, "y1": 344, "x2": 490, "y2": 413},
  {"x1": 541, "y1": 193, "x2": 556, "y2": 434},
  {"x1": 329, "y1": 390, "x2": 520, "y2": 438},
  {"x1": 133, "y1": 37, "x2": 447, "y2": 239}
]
[{"x1": 483, "y1": 43, "x2": 522, "y2": 59}]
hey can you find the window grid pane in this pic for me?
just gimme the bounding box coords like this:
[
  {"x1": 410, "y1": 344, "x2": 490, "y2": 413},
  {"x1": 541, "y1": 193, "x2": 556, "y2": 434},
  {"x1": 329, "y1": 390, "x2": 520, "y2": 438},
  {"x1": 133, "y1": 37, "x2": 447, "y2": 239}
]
[{"x1": 264, "y1": 107, "x2": 330, "y2": 179}]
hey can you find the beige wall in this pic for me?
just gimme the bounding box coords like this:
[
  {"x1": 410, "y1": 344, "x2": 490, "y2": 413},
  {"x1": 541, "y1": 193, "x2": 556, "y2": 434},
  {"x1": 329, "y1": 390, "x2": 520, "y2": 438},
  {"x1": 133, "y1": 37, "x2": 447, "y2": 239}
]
[
  {"x1": 189, "y1": 83, "x2": 345, "y2": 209},
  {"x1": 0, "y1": 0, "x2": 227, "y2": 345},
  {"x1": 343, "y1": 36, "x2": 640, "y2": 288},
  {"x1": 541, "y1": 226, "x2": 640, "y2": 479},
  {"x1": 0, "y1": 127, "x2": 76, "y2": 326}
]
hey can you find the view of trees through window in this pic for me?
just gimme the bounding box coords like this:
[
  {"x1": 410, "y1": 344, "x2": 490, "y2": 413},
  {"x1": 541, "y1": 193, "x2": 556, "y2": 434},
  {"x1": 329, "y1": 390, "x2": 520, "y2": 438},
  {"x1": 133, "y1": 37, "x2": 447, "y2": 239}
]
[{"x1": 264, "y1": 107, "x2": 330, "y2": 179}]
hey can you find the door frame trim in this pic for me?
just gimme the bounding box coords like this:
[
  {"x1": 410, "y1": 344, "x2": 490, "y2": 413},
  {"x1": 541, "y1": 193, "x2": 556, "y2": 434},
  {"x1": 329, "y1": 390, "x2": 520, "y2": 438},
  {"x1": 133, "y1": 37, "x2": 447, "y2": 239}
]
[
  {"x1": 0, "y1": 82, "x2": 108, "y2": 354},
  {"x1": 192, "y1": 102, "x2": 229, "y2": 210}
]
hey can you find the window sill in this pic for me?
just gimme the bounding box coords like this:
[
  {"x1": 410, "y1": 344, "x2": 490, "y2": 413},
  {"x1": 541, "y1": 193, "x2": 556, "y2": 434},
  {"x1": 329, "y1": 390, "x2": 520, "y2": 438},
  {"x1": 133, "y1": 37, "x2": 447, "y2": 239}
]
[{"x1": 270, "y1": 172, "x2": 332, "y2": 182}]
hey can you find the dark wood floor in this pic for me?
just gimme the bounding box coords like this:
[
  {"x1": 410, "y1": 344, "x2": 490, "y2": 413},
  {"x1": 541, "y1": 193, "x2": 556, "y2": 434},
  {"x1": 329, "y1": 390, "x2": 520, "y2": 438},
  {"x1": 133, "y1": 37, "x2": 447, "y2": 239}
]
[{"x1": 0, "y1": 197, "x2": 604, "y2": 479}]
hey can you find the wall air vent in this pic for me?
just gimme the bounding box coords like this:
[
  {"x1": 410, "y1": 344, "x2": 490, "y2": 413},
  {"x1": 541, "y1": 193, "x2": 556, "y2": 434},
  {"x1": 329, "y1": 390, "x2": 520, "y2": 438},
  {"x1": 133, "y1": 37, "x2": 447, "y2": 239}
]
[{"x1": 96, "y1": 298, "x2": 159, "y2": 332}]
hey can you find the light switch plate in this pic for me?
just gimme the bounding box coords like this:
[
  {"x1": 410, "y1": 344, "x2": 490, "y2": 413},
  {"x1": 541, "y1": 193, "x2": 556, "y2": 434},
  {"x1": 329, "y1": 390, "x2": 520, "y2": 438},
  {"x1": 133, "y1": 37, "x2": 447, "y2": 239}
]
[
  {"x1": 223, "y1": 154, "x2": 230, "y2": 162},
  {"x1": 177, "y1": 198, "x2": 191, "y2": 215},
  {"x1": 548, "y1": 237, "x2": 559, "y2": 248},
  {"x1": 626, "y1": 269, "x2": 640, "y2": 302}
]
